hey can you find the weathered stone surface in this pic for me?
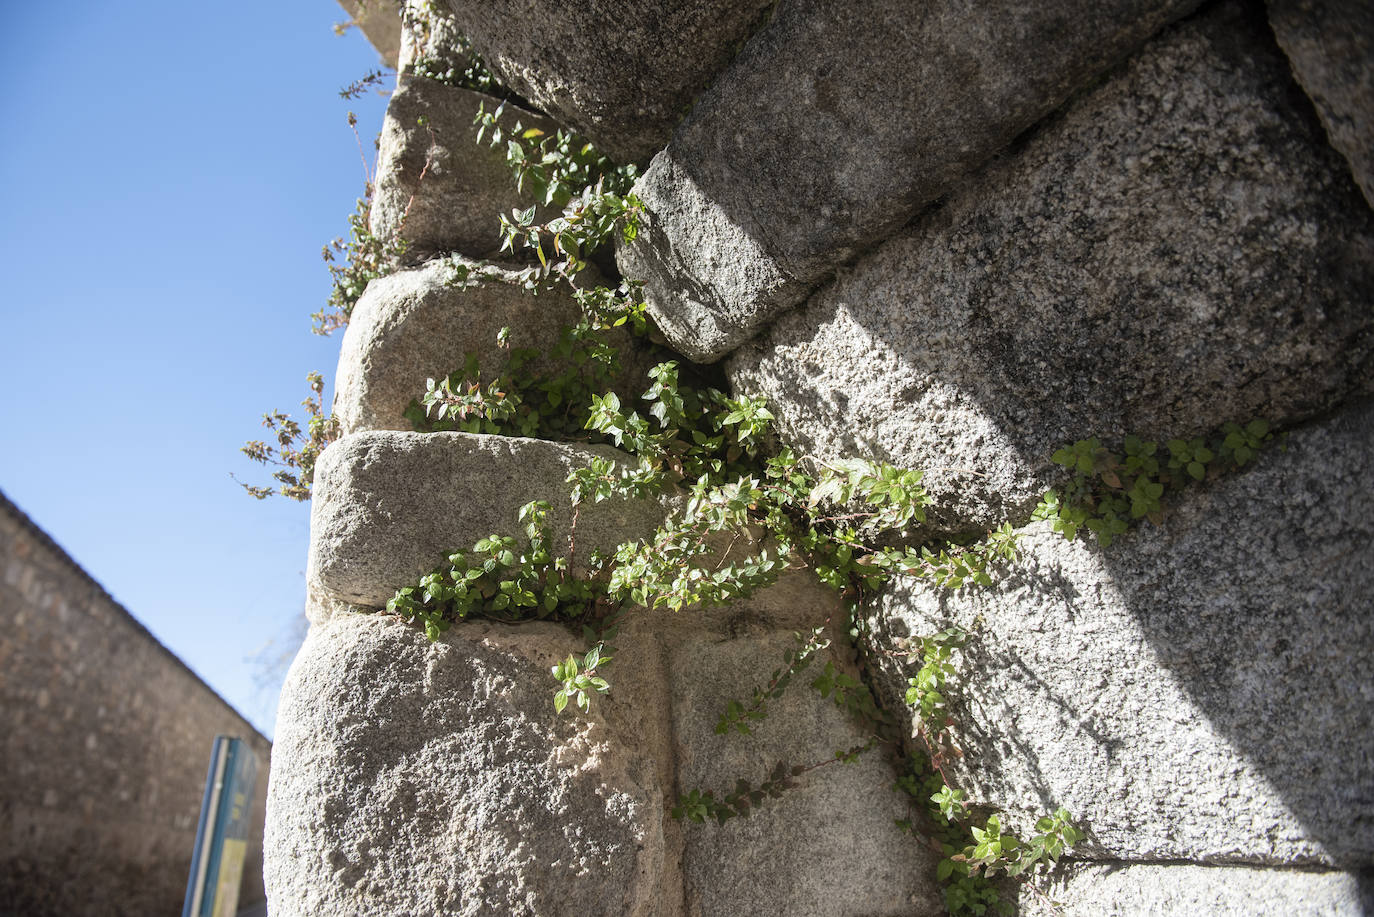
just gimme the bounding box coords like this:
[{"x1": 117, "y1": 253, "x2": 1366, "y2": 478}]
[
  {"x1": 333, "y1": 259, "x2": 582, "y2": 435},
  {"x1": 864, "y1": 402, "x2": 1374, "y2": 866},
  {"x1": 667, "y1": 624, "x2": 943, "y2": 916},
  {"x1": 442, "y1": 0, "x2": 773, "y2": 163},
  {"x1": 264, "y1": 613, "x2": 674, "y2": 917},
  {"x1": 619, "y1": 0, "x2": 1207, "y2": 362},
  {"x1": 369, "y1": 77, "x2": 557, "y2": 263},
  {"x1": 1268, "y1": 0, "x2": 1374, "y2": 209},
  {"x1": 308, "y1": 430, "x2": 668, "y2": 608},
  {"x1": 336, "y1": 0, "x2": 402, "y2": 68},
  {"x1": 1017, "y1": 863, "x2": 1373, "y2": 916},
  {"x1": 728, "y1": 2, "x2": 1374, "y2": 533},
  {"x1": 0, "y1": 491, "x2": 272, "y2": 914},
  {"x1": 396, "y1": 0, "x2": 468, "y2": 77}
]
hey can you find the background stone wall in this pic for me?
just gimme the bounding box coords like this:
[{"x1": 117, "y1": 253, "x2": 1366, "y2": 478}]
[{"x1": 0, "y1": 489, "x2": 271, "y2": 916}]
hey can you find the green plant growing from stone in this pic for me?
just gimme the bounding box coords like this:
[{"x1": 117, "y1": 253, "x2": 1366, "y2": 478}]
[
  {"x1": 276, "y1": 38, "x2": 1107, "y2": 912},
  {"x1": 371, "y1": 84, "x2": 1104, "y2": 911},
  {"x1": 401, "y1": 0, "x2": 507, "y2": 97},
  {"x1": 475, "y1": 101, "x2": 636, "y2": 210},
  {"x1": 499, "y1": 185, "x2": 644, "y2": 290},
  {"x1": 474, "y1": 100, "x2": 643, "y2": 289},
  {"x1": 552, "y1": 644, "x2": 612, "y2": 714},
  {"x1": 1035, "y1": 420, "x2": 1277, "y2": 545},
  {"x1": 391, "y1": 330, "x2": 1079, "y2": 910},
  {"x1": 318, "y1": 192, "x2": 410, "y2": 335},
  {"x1": 405, "y1": 290, "x2": 642, "y2": 440},
  {"x1": 237, "y1": 372, "x2": 340, "y2": 502}
]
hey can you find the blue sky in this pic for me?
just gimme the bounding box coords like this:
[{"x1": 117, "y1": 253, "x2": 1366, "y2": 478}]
[{"x1": 0, "y1": 0, "x2": 394, "y2": 736}]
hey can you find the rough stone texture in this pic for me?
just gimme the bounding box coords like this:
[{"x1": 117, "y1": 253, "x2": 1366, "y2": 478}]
[
  {"x1": 369, "y1": 77, "x2": 559, "y2": 264},
  {"x1": 1267, "y1": 0, "x2": 1374, "y2": 209},
  {"x1": 1017, "y1": 863, "x2": 1373, "y2": 916},
  {"x1": 308, "y1": 430, "x2": 669, "y2": 608},
  {"x1": 264, "y1": 613, "x2": 674, "y2": 917},
  {"x1": 864, "y1": 401, "x2": 1374, "y2": 867},
  {"x1": 668, "y1": 625, "x2": 943, "y2": 917},
  {"x1": 0, "y1": 490, "x2": 272, "y2": 915},
  {"x1": 333, "y1": 259, "x2": 582, "y2": 435},
  {"x1": 336, "y1": 0, "x2": 402, "y2": 68},
  {"x1": 280, "y1": 544, "x2": 946, "y2": 916},
  {"x1": 619, "y1": 0, "x2": 1207, "y2": 362},
  {"x1": 728, "y1": 1, "x2": 1374, "y2": 533},
  {"x1": 396, "y1": 0, "x2": 467, "y2": 76},
  {"x1": 441, "y1": 0, "x2": 772, "y2": 163}
]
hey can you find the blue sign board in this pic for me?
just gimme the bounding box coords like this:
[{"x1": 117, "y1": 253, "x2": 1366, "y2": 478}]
[{"x1": 183, "y1": 736, "x2": 259, "y2": 917}]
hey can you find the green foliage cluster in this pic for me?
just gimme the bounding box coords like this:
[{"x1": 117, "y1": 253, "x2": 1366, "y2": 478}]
[
  {"x1": 238, "y1": 372, "x2": 340, "y2": 502},
  {"x1": 1034, "y1": 420, "x2": 1277, "y2": 546},
  {"x1": 552, "y1": 644, "x2": 612, "y2": 714},
  {"x1": 475, "y1": 100, "x2": 642, "y2": 289},
  {"x1": 903, "y1": 627, "x2": 970, "y2": 753},
  {"x1": 887, "y1": 630, "x2": 1080, "y2": 914},
  {"x1": 897, "y1": 751, "x2": 1084, "y2": 916},
  {"x1": 373, "y1": 104, "x2": 1095, "y2": 910},
  {"x1": 254, "y1": 32, "x2": 1332, "y2": 911},
  {"x1": 405, "y1": 313, "x2": 624, "y2": 439},
  {"x1": 499, "y1": 184, "x2": 643, "y2": 289},
  {"x1": 475, "y1": 102, "x2": 636, "y2": 210},
  {"x1": 317, "y1": 193, "x2": 409, "y2": 336},
  {"x1": 385, "y1": 499, "x2": 604, "y2": 641}
]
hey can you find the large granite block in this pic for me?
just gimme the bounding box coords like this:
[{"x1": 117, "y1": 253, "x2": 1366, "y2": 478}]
[
  {"x1": 864, "y1": 402, "x2": 1374, "y2": 866},
  {"x1": 621, "y1": 0, "x2": 1205, "y2": 361},
  {"x1": 442, "y1": 0, "x2": 774, "y2": 162},
  {"x1": 369, "y1": 78, "x2": 557, "y2": 263},
  {"x1": 728, "y1": 1, "x2": 1374, "y2": 533},
  {"x1": 307, "y1": 431, "x2": 668, "y2": 609},
  {"x1": 332, "y1": 259, "x2": 584, "y2": 436},
  {"x1": 264, "y1": 614, "x2": 673, "y2": 917},
  {"x1": 1268, "y1": 0, "x2": 1374, "y2": 208}
]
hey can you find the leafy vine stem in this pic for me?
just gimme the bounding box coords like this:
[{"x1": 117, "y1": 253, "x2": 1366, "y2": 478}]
[{"x1": 243, "y1": 9, "x2": 1285, "y2": 910}]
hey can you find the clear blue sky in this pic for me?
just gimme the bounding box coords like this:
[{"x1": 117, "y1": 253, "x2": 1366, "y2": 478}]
[{"x1": 0, "y1": 0, "x2": 394, "y2": 736}]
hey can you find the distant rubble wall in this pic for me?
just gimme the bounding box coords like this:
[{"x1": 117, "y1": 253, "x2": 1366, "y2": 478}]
[
  {"x1": 282, "y1": 1, "x2": 1373, "y2": 914},
  {"x1": 0, "y1": 490, "x2": 271, "y2": 916}
]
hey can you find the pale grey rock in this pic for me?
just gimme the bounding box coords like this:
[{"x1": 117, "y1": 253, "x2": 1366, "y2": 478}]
[
  {"x1": 264, "y1": 613, "x2": 674, "y2": 917},
  {"x1": 396, "y1": 0, "x2": 468, "y2": 77},
  {"x1": 618, "y1": 155, "x2": 806, "y2": 363},
  {"x1": 442, "y1": 0, "x2": 774, "y2": 163},
  {"x1": 619, "y1": 0, "x2": 1205, "y2": 362},
  {"x1": 863, "y1": 402, "x2": 1374, "y2": 866},
  {"x1": 307, "y1": 430, "x2": 668, "y2": 608},
  {"x1": 728, "y1": 2, "x2": 1374, "y2": 533},
  {"x1": 336, "y1": 0, "x2": 402, "y2": 68},
  {"x1": 369, "y1": 77, "x2": 557, "y2": 263},
  {"x1": 333, "y1": 259, "x2": 582, "y2": 435},
  {"x1": 1268, "y1": 0, "x2": 1374, "y2": 209},
  {"x1": 667, "y1": 625, "x2": 944, "y2": 917},
  {"x1": 1017, "y1": 862, "x2": 1372, "y2": 916}
]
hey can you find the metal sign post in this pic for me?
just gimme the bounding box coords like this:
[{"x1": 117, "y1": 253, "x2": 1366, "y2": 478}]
[{"x1": 182, "y1": 736, "x2": 259, "y2": 917}]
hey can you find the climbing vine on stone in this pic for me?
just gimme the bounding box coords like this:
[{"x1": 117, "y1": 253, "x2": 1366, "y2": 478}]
[{"x1": 367, "y1": 72, "x2": 1103, "y2": 912}]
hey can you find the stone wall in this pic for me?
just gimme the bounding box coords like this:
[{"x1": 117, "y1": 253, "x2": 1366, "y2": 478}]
[
  {"x1": 280, "y1": 1, "x2": 1373, "y2": 913},
  {"x1": 0, "y1": 490, "x2": 272, "y2": 916}
]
